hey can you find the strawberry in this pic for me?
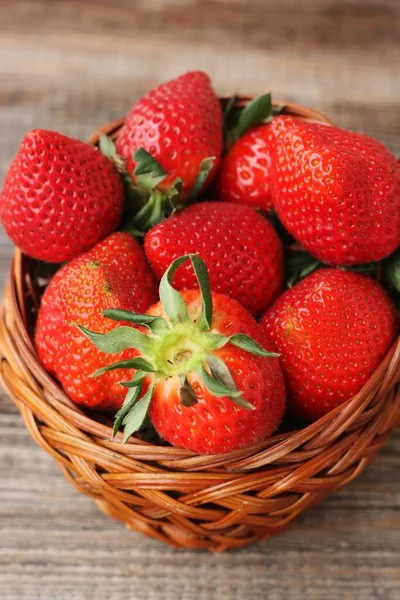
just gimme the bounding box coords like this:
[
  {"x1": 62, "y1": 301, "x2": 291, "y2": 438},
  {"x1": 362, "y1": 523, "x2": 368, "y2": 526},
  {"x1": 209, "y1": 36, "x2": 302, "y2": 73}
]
[
  {"x1": 144, "y1": 202, "x2": 283, "y2": 316},
  {"x1": 80, "y1": 255, "x2": 286, "y2": 454},
  {"x1": 260, "y1": 268, "x2": 397, "y2": 422},
  {"x1": 216, "y1": 124, "x2": 273, "y2": 210},
  {"x1": 35, "y1": 232, "x2": 157, "y2": 411},
  {"x1": 35, "y1": 277, "x2": 63, "y2": 374},
  {"x1": 0, "y1": 129, "x2": 124, "y2": 262},
  {"x1": 267, "y1": 116, "x2": 400, "y2": 265},
  {"x1": 115, "y1": 71, "x2": 222, "y2": 210}
]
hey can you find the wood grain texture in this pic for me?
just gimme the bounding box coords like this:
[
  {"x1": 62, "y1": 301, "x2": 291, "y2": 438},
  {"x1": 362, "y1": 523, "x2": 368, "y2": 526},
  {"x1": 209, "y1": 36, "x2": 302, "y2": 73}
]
[{"x1": 0, "y1": 1, "x2": 399, "y2": 598}]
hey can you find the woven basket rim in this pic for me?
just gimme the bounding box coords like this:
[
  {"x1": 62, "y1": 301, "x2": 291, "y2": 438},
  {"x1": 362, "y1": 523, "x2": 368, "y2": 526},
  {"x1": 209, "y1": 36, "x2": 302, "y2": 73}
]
[{"x1": 1, "y1": 95, "x2": 399, "y2": 470}]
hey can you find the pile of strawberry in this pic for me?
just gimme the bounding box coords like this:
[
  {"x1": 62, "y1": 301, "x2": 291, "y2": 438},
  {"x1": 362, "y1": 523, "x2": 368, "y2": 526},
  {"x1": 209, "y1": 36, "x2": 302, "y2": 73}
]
[{"x1": 1, "y1": 71, "x2": 399, "y2": 455}]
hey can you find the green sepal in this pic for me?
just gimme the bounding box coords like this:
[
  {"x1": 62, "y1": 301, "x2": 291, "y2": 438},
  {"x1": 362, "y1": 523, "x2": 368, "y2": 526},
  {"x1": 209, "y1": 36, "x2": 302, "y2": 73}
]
[
  {"x1": 158, "y1": 254, "x2": 213, "y2": 331},
  {"x1": 195, "y1": 362, "x2": 240, "y2": 399},
  {"x1": 159, "y1": 256, "x2": 191, "y2": 325},
  {"x1": 98, "y1": 134, "x2": 148, "y2": 234},
  {"x1": 195, "y1": 362, "x2": 254, "y2": 410},
  {"x1": 206, "y1": 333, "x2": 230, "y2": 350},
  {"x1": 130, "y1": 190, "x2": 164, "y2": 232},
  {"x1": 224, "y1": 93, "x2": 286, "y2": 148},
  {"x1": 382, "y1": 248, "x2": 400, "y2": 292},
  {"x1": 120, "y1": 148, "x2": 184, "y2": 233},
  {"x1": 98, "y1": 133, "x2": 117, "y2": 159},
  {"x1": 189, "y1": 254, "x2": 213, "y2": 331},
  {"x1": 285, "y1": 247, "x2": 323, "y2": 288},
  {"x1": 113, "y1": 383, "x2": 142, "y2": 438},
  {"x1": 235, "y1": 93, "x2": 273, "y2": 138},
  {"x1": 165, "y1": 178, "x2": 183, "y2": 209},
  {"x1": 185, "y1": 157, "x2": 215, "y2": 204},
  {"x1": 343, "y1": 263, "x2": 377, "y2": 274},
  {"x1": 287, "y1": 260, "x2": 321, "y2": 288},
  {"x1": 206, "y1": 355, "x2": 257, "y2": 411},
  {"x1": 122, "y1": 381, "x2": 155, "y2": 442},
  {"x1": 92, "y1": 357, "x2": 155, "y2": 378},
  {"x1": 102, "y1": 309, "x2": 170, "y2": 336},
  {"x1": 77, "y1": 324, "x2": 153, "y2": 355},
  {"x1": 228, "y1": 333, "x2": 279, "y2": 358},
  {"x1": 207, "y1": 332, "x2": 278, "y2": 357},
  {"x1": 285, "y1": 246, "x2": 379, "y2": 289},
  {"x1": 133, "y1": 148, "x2": 167, "y2": 191},
  {"x1": 120, "y1": 371, "x2": 147, "y2": 388},
  {"x1": 205, "y1": 355, "x2": 238, "y2": 395},
  {"x1": 223, "y1": 95, "x2": 239, "y2": 133}
]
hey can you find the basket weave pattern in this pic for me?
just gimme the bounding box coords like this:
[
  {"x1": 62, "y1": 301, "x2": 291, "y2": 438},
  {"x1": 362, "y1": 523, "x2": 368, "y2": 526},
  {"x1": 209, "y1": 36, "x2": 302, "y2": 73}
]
[{"x1": 0, "y1": 99, "x2": 399, "y2": 551}]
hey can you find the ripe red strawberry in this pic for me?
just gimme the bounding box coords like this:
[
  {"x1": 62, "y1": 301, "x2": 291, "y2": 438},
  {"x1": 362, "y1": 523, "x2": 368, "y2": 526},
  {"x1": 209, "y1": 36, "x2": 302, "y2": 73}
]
[
  {"x1": 80, "y1": 255, "x2": 286, "y2": 454},
  {"x1": 144, "y1": 202, "x2": 283, "y2": 316},
  {"x1": 260, "y1": 268, "x2": 397, "y2": 422},
  {"x1": 35, "y1": 277, "x2": 63, "y2": 374},
  {"x1": 267, "y1": 116, "x2": 400, "y2": 265},
  {"x1": 35, "y1": 232, "x2": 157, "y2": 411},
  {"x1": 116, "y1": 71, "x2": 223, "y2": 202},
  {"x1": 148, "y1": 291, "x2": 285, "y2": 454},
  {"x1": 216, "y1": 124, "x2": 273, "y2": 210},
  {"x1": 0, "y1": 130, "x2": 124, "y2": 262}
]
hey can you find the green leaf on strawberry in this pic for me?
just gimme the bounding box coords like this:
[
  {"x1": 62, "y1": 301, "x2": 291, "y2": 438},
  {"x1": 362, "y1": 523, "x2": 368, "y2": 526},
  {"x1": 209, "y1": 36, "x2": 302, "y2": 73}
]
[
  {"x1": 92, "y1": 357, "x2": 155, "y2": 377},
  {"x1": 133, "y1": 148, "x2": 168, "y2": 190},
  {"x1": 185, "y1": 157, "x2": 215, "y2": 204},
  {"x1": 118, "y1": 148, "x2": 215, "y2": 234},
  {"x1": 117, "y1": 74, "x2": 222, "y2": 190},
  {"x1": 98, "y1": 133, "x2": 146, "y2": 229},
  {"x1": 103, "y1": 308, "x2": 170, "y2": 335},
  {"x1": 236, "y1": 93, "x2": 273, "y2": 138},
  {"x1": 382, "y1": 248, "x2": 400, "y2": 292},
  {"x1": 224, "y1": 92, "x2": 286, "y2": 148},
  {"x1": 98, "y1": 133, "x2": 118, "y2": 161},
  {"x1": 113, "y1": 383, "x2": 143, "y2": 438},
  {"x1": 122, "y1": 382, "x2": 155, "y2": 442}
]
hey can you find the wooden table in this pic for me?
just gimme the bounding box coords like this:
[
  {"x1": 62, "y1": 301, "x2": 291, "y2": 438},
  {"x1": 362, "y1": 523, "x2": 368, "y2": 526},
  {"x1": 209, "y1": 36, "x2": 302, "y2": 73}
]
[{"x1": 1, "y1": 1, "x2": 399, "y2": 598}]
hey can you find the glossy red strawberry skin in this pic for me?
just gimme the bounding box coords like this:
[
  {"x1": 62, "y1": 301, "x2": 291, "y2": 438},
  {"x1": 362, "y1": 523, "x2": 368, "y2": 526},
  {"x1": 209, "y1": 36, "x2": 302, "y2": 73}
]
[
  {"x1": 148, "y1": 290, "x2": 286, "y2": 454},
  {"x1": 268, "y1": 116, "x2": 400, "y2": 265},
  {"x1": 144, "y1": 202, "x2": 283, "y2": 316},
  {"x1": 260, "y1": 269, "x2": 397, "y2": 422},
  {"x1": 216, "y1": 124, "x2": 273, "y2": 210},
  {"x1": 35, "y1": 232, "x2": 157, "y2": 411},
  {"x1": 116, "y1": 71, "x2": 223, "y2": 200},
  {"x1": 0, "y1": 130, "x2": 124, "y2": 263}
]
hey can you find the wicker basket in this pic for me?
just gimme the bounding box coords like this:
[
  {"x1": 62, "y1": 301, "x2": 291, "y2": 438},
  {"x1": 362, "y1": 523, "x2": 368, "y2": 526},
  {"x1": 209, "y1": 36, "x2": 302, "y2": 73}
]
[{"x1": 1, "y1": 98, "x2": 399, "y2": 552}]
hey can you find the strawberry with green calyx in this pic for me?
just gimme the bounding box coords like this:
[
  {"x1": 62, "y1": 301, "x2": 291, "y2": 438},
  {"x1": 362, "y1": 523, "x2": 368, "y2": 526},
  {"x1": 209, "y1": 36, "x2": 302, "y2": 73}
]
[
  {"x1": 99, "y1": 135, "x2": 214, "y2": 234},
  {"x1": 112, "y1": 71, "x2": 222, "y2": 231},
  {"x1": 79, "y1": 255, "x2": 286, "y2": 454},
  {"x1": 35, "y1": 232, "x2": 158, "y2": 411},
  {"x1": 217, "y1": 94, "x2": 285, "y2": 210}
]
